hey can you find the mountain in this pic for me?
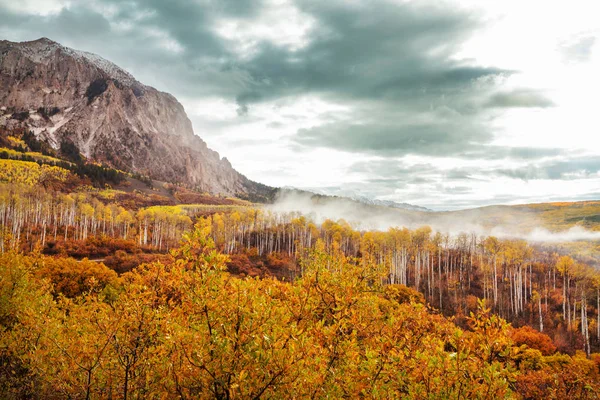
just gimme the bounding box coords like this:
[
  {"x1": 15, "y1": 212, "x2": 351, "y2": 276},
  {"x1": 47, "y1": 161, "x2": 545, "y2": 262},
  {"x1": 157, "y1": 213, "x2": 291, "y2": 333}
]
[
  {"x1": 0, "y1": 37, "x2": 272, "y2": 199},
  {"x1": 295, "y1": 187, "x2": 431, "y2": 212}
]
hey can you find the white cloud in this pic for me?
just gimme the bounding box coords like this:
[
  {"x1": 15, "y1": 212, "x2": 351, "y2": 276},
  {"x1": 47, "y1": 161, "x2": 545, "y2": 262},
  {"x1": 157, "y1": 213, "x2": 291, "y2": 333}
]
[
  {"x1": 213, "y1": 0, "x2": 316, "y2": 58},
  {"x1": 1, "y1": 0, "x2": 68, "y2": 15},
  {"x1": 2, "y1": 0, "x2": 599, "y2": 210}
]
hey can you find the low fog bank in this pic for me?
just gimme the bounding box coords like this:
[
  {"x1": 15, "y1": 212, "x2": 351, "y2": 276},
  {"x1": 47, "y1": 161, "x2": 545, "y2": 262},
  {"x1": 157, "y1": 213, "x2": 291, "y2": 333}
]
[
  {"x1": 268, "y1": 190, "x2": 424, "y2": 230},
  {"x1": 268, "y1": 191, "x2": 600, "y2": 243},
  {"x1": 521, "y1": 227, "x2": 600, "y2": 243}
]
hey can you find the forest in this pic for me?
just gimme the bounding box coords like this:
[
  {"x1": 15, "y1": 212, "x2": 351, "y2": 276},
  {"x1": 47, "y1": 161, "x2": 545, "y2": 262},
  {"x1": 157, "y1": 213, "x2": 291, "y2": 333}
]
[
  {"x1": 2, "y1": 129, "x2": 600, "y2": 398},
  {"x1": 2, "y1": 0, "x2": 599, "y2": 394},
  {"x1": 2, "y1": 224, "x2": 600, "y2": 399},
  {"x1": 3, "y1": 180, "x2": 600, "y2": 355}
]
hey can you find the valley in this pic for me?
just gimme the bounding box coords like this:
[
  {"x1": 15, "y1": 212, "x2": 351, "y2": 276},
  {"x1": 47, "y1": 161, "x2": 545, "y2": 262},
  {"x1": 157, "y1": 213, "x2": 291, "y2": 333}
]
[{"x1": 1, "y1": 35, "x2": 600, "y2": 399}]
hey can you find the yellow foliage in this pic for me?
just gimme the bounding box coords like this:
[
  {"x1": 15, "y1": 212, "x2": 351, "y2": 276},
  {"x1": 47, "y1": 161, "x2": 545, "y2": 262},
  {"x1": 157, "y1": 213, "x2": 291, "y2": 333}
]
[
  {"x1": 0, "y1": 147, "x2": 24, "y2": 158},
  {"x1": 1, "y1": 229, "x2": 600, "y2": 398},
  {"x1": 0, "y1": 146, "x2": 68, "y2": 164},
  {"x1": 0, "y1": 159, "x2": 70, "y2": 185},
  {"x1": 6, "y1": 136, "x2": 26, "y2": 148}
]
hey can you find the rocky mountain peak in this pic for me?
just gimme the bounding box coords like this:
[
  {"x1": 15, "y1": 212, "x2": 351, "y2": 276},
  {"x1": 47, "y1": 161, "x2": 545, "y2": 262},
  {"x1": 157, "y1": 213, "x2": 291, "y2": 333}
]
[
  {"x1": 2, "y1": 37, "x2": 141, "y2": 89},
  {"x1": 0, "y1": 37, "x2": 273, "y2": 200}
]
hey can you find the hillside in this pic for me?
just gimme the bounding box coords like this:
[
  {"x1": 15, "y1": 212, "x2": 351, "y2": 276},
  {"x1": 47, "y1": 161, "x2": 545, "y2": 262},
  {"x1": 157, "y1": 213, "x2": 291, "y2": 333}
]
[
  {"x1": 272, "y1": 190, "x2": 600, "y2": 236},
  {"x1": 0, "y1": 38, "x2": 272, "y2": 199},
  {"x1": 3, "y1": 138, "x2": 600, "y2": 398},
  {"x1": 4, "y1": 239, "x2": 600, "y2": 399}
]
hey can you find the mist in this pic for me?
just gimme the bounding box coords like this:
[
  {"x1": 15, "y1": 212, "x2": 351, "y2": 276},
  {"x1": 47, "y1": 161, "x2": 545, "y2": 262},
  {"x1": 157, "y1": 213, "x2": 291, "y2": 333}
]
[
  {"x1": 521, "y1": 226, "x2": 600, "y2": 243},
  {"x1": 268, "y1": 190, "x2": 600, "y2": 243}
]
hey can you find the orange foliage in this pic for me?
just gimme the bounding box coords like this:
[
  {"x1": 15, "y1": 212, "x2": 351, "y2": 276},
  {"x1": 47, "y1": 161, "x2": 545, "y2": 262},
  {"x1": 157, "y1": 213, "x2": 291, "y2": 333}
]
[
  {"x1": 103, "y1": 251, "x2": 172, "y2": 274},
  {"x1": 384, "y1": 284, "x2": 426, "y2": 305},
  {"x1": 515, "y1": 352, "x2": 600, "y2": 399},
  {"x1": 465, "y1": 295, "x2": 480, "y2": 313},
  {"x1": 38, "y1": 257, "x2": 119, "y2": 297},
  {"x1": 44, "y1": 236, "x2": 140, "y2": 258},
  {"x1": 511, "y1": 325, "x2": 557, "y2": 356},
  {"x1": 2, "y1": 230, "x2": 600, "y2": 398},
  {"x1": 226, "y1": 254, "x2": 263, "y2": 277}
]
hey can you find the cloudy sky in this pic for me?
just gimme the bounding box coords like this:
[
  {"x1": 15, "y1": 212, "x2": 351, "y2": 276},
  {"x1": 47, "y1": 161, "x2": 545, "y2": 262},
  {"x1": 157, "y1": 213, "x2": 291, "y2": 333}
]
[{"x1": 1, "y1": 0, "x2": 598, "y2": 210}]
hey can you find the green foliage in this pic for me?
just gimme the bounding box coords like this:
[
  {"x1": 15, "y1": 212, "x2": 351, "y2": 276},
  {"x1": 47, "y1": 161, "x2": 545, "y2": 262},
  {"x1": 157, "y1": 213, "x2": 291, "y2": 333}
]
[
  {"x1": 1, "y1": 131, "x2": 126, "y2": 187},
  {"x1": 36, "y1": 106, "x2": 60, "y2": 120},
  {"x1": 59, "y1": 138, "x2": 83, "y2": 164},
  {"x1": 0, "y1": 146, "x2": 64, "y2": 164},
  {"x1": 21, "y1": 130, "x2": 55, "y2": 155},
  {"x1": 70, "y1": 162, "x2": 125, "y2": 186}
]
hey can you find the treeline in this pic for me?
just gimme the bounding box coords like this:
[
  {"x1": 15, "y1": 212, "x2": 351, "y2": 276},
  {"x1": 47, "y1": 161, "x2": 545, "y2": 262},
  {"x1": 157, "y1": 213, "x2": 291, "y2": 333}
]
[
  {"x1": 0, "y1": 128, "x2": 148, "y2": 187},
  {"x1": 196, "y1": 209, "x2": 600, "y2": 355},
  {"x1": 2, "y1": 228, "x2": 600, "y2": 399},
  {"x1": 3, "y1": 184, "x2": 600, "y2": 355},
  {"x1": 0, "y1": 144, "x2": 125, "y2": 187},
  {"x1": 0, "y1": 184, "x2": 191, "y2": 252}
]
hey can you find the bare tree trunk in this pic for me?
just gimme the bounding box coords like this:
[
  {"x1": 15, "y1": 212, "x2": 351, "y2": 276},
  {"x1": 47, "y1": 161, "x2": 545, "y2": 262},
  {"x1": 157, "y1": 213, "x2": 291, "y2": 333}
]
[
  {"x1": 438, "y1": 248, "x2": 442, "y2": 311},
  {"x1": 494, "y1": 257, "x2": 498, "y2": 307},
  {"x1": 538, "y1": 295, "x2": 544, "y2": 332},
  {"x1": 563, "y1": 273, "x2": 567, "y2": 320}
]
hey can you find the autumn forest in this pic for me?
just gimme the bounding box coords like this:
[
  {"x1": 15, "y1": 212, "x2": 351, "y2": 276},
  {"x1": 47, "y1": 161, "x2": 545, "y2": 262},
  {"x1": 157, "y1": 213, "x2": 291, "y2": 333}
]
[
  {"x1": 1, "y1": 18, "x2": 600, "y2": 397},
  {"x1": 3, "y1": 130, "x2": 600, "y2": 398}
]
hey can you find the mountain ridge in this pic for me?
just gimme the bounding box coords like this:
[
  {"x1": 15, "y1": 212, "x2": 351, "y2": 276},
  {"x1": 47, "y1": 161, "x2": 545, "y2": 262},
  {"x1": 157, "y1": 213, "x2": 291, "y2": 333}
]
[
  {"x1": 0, "y1": 37, "x2": 273, "y2": 199},
  {"x1": 281, "y1": 186, "x2": 430, "y2": 212}
]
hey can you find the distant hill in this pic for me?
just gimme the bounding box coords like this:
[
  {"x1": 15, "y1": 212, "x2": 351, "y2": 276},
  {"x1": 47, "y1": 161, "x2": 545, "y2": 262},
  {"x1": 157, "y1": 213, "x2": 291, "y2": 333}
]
[
  {"x1": 271, "y1": 189, "x2": 600, "y2": 239},
  {"x1": 297, "y1": 187, "x2": 431, "y2": 212}
]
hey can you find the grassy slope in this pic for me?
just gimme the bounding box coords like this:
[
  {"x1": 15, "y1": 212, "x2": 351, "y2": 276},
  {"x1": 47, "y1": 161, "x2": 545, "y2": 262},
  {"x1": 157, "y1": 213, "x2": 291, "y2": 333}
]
[
  {"x1": 522, "y1": 201, "x2": 600, "y2": 231},
  {"x1": 443, "y1": 201, "x2": 600, "y2": 232},
  {"x1": 404, "y1": 201, "x2": 600, "y2": 234}
]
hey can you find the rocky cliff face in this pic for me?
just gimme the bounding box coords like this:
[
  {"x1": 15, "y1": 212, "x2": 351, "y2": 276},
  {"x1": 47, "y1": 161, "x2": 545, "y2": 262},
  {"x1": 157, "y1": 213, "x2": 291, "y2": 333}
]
[{"x1": 0, "y1": 37, "x2": 270, "y2": 197}]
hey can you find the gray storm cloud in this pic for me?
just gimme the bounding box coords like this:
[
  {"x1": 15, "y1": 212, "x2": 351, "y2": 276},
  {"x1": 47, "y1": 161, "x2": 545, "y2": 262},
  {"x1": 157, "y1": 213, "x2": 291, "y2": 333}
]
[{"x1": 2, "y1": 0, "x2": 598, "y2": 208}]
